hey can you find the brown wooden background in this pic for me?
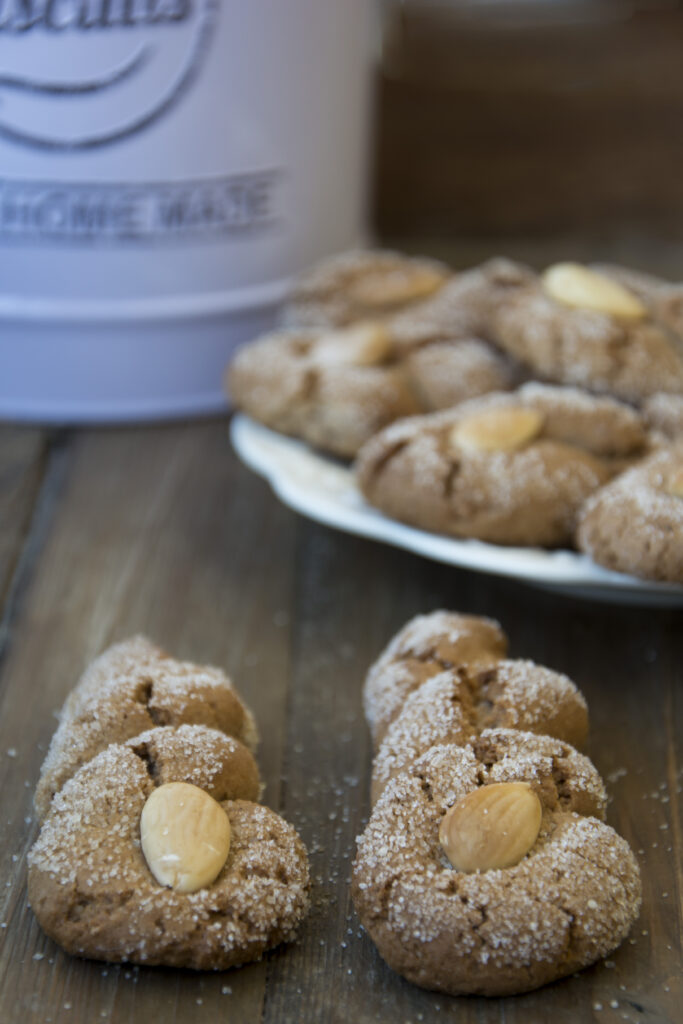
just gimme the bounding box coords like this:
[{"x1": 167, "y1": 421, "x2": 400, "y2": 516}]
[{"x1": 375, "y1": 0, "x2": 683, "y2": 252}]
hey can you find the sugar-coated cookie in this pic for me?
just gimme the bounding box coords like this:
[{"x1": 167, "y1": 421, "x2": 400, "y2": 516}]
[
  {"x1": 355, "y1": 385, "x2": 648, "y2": 546},
  {"x1": 577, "y1": 443, "x2": 683, "y2": 583},
  {"x1": 491, "y1": 262, "x2": 683, "y2": 402},
  {"x1": 405, "y1": 338, "x2": 516, "y2": 412},
  {"x1": 370, "y1": 661, "x2": 588, "y2": 803},
  {"x1": 353, "y1": 736, "x2": 640, "y2": 996},
  {"x1": 28, "y1": 725, "x2": 310, "y2": 969},
  {"x1": 226, "y1": 322, "x2": 420, "y2": 457},
  {"x1": 363, "y1": 611, "x2": 508, "y2": 748},
  {"x1": 284, "y1": 249, "x2": 450, "y2": 329},
  {"x1": 35, "y1": 637, "x2": 257, "y2": 820}
]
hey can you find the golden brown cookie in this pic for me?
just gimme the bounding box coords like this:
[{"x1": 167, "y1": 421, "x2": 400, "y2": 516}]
[
  {"x1": 284, "y1": 249, "x2": 450, "y2": 329},
  {"x1": 363, "y1": 611, "x2": 508, "y2": 748},
  {"x1": 370, "y1": 660, "x2": 588, "y2": 803},
  {"x1": 352, "y1": 736, "x2": 640, "y2": 997},
  {"x1": 355, "y1": 385, "x2": 646, "y2": 547},
  {"x1": 35, "y1": 637, "x2": 258, "y2": 820},
  {"x1": 491, "y1": 262, "x2": 683, "y2": 402},
  {"x1": 405, "y1": 338, "x2": 516, "y2": 411},
  {"x1": 577, "y1": 443, "x2": 683, "y2": 583},
  {"x1": 226, "y1": 323, "x2": 419, "y2": 458},
  {"x1": 28, "y1": 725, "x2": 309, "y2": 968}
]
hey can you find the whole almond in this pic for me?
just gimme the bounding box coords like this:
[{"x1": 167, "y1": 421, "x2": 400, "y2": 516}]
[
  {"x1": 314, "y1": 322, "x2": 393, "y2": 367},
  {"x1": 140, "y1": 782, "x2": 231, "y2": 893},
  {"x1": 349, "y1": 266, "x2": 445, "y2": 308},
  {"x1": 450, "y1": 406, "x2": 544, "y2": 454},
  {"x1": 439, "y1": 781, "x2": 542, "y2": 873},
  {"x1": 542, "y1": 263, "x2": 647, "y2": 320}
]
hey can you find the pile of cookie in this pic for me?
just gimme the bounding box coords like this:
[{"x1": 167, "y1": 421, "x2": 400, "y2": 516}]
[
  {"x1": 28, "y1": 637, "x2": 310, "y2": 969},
  {"x1": 351, "y1": 611, "x2": 642, "y2": 997},
  {"x1": 227, "y1": 250, "x2": 683, "y2": 583}
]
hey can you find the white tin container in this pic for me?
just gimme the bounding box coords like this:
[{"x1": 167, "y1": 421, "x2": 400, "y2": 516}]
[{"x1": 0, "y1": 0, "x2": 370, "y2": 421}]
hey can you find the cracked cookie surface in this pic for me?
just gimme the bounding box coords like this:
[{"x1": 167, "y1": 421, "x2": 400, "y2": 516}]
[
  {"x1": 388, "y1": 257, "x2": 535, "y2": 348},
  {"x1": 490, "y1": 265, "x2": 683, "y2": 402},
  {"x1": 226, "y1": 325, "x2": 420, "y2": 458},
  {"x1": 370, "y1": 661, "x2": 588, "y2": 803},
  {"x1": 352, "y1": 737, "x2": 640, "y2": 996},
  {"x1": 363, "y1": 611, "x2": 509, "y2": 748},
  {"x1": 35, "y1": 637, "x2": 258, "y2": 820},
  {"x1": 355, "y1": 385, "x2": 646, "y2": 547},
  {"x1": 28, "y1": 725, "x2": 310, "y2": 969}
]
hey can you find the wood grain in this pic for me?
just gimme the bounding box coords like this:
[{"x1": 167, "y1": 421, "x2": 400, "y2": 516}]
[{"x1": 0, "y1": 418, "x2": 679, "y2": 1024}]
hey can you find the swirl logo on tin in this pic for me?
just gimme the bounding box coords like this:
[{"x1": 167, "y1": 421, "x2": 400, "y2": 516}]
[{"x1": 0, "y1": 0, "x2": 218, "y2": 150}]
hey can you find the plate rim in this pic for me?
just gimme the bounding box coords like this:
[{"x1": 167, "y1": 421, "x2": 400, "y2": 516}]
[{"x1": 230, "y1": 413, "x2": 683, "y2": 604}]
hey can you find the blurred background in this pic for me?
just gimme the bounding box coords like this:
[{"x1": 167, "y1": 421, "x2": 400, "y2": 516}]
[
  {"x1": 4, "y1": 0, "x2": 683, "y2": 418},
  {"x1": 374, "y1": 0, "x2": 683, "y2": 273}
]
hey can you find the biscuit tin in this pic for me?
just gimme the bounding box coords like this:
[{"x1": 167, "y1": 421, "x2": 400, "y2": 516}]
[{"x1": 0, "y1": 0, "x2": 369, "y2": 420}]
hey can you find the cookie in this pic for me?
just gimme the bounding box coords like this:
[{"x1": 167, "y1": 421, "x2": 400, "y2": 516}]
[
  {"x1": 227, "y1": 322, "x2": 419, "y2": 457},
  {"x1": 370, "y1": 660, "x2": 588, "y2": 803},
  {"x1": 35, "y1": 636, "x2": 258, "y2": 820},
  {"x1": 405, "y1": 338, "x2": 516, "y2": 412},
  {"x1": 491, "y1": 262, "x2": 683, "y2": 402},
  {"x1": 577, "y1": 443, "x2": 683, "y2": 583},
  {"x1": 283, "y1": 249, "x2": 450, "y2": 329},
  {"x1": 352, "y1": 735, "x2": 640, "y2": 996},
  {"x1": 355, "y1": 385, "x2": 645, "y2": 546},
  {"x1": 363, "y1": 611, "x2": 508, "y2": 748},
  {"x1": 28, "y1": 725, "x2": 309, "y2": 969},
  {"x1": 643, "y1": 392, "x2": 683, "y2": 440}
]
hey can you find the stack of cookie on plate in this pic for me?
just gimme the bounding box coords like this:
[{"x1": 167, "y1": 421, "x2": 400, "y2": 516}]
[
  {"x1": 352, "y1": 611, "x2": 642, "y2": 996},
  {"x1": 227, "y1": 250, "x2": 683, "y2": 583},
  {"x1": 28, "y1": 637, "x2": 310, "y2": 969}
]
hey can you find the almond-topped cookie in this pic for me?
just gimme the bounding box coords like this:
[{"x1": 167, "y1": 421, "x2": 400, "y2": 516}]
[
  {"x1": 35, "y1": 637, "x2": 258, "y2": 820},
  {"x1": 577, "y1": 443, "x2": 683, "y2": 583},
  {"x1": 29, "y1": 725, "x2": 309, "y2": 969},
  {"x1": 490, "y1": 262, "x2": 683, "y2": 402},
  {"x1": 283, "y1": 249, "x2": 451, "y2": 329},
  {"x1": 356, "y1": 385, "x2": 648, "y2": 547},
  {"x1": 352, "y1": 736, "x2": 640, "y2": 997}
]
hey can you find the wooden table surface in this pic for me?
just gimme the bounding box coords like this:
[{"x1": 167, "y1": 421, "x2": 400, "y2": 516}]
[{"x1": 0, "y1": 417, "x2": 680, "y2": 1024}]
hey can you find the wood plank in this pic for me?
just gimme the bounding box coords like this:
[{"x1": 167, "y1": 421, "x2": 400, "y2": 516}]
[{"x1": 0, "y1": 421, "x2": 297, "y2": 1024}]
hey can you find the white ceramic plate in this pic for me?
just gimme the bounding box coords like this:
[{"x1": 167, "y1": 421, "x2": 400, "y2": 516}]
[{"x1": 230, "y1": 414, "x2": 683, "y2": 606}]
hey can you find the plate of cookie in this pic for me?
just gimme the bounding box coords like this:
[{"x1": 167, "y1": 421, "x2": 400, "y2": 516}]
[
  {"x1": 230, "y1": 413, "x2": 683, "y2": 606},
  {"x1": 227, "y1": 249, "x2": 683, "y2": 606}
]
